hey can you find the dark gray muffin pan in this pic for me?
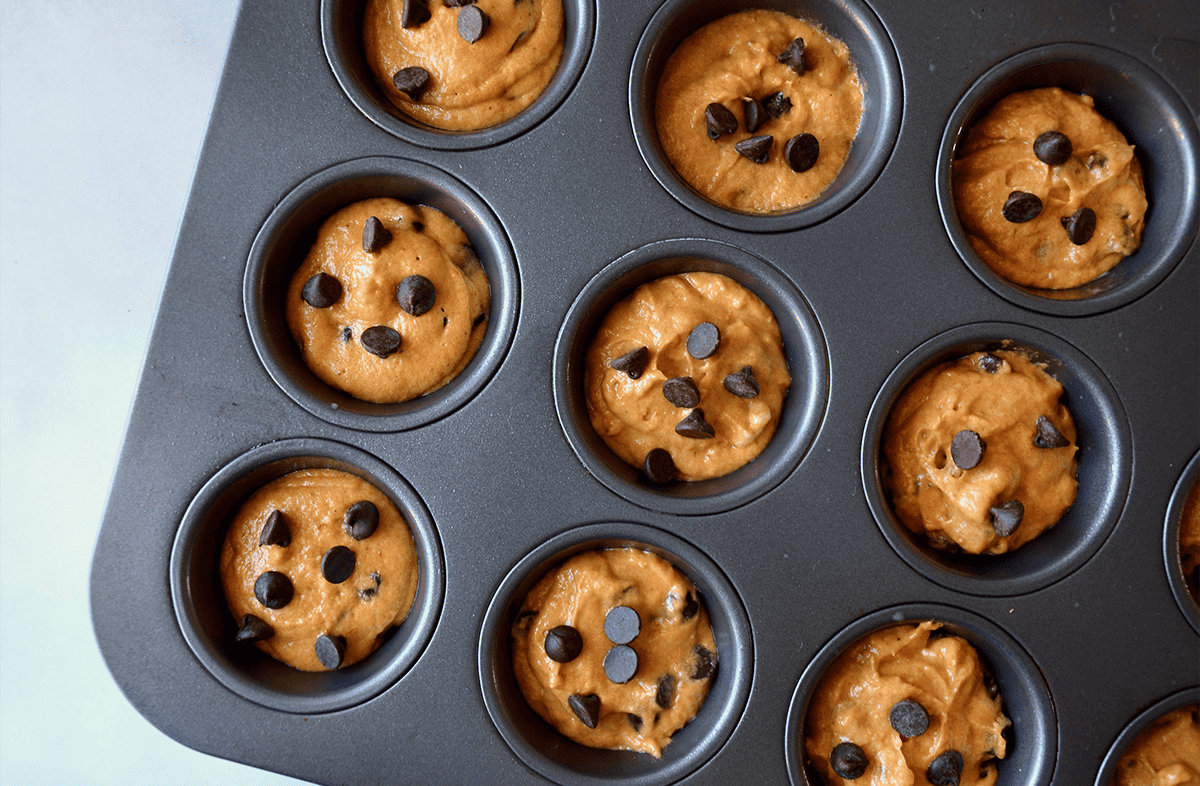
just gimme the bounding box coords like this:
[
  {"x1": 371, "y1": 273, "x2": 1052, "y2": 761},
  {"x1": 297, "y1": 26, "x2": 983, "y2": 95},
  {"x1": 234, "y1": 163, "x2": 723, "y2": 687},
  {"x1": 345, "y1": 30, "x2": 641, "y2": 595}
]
[{"x1": 91, "y1": 1, "x2": 1199, "y2": 784}]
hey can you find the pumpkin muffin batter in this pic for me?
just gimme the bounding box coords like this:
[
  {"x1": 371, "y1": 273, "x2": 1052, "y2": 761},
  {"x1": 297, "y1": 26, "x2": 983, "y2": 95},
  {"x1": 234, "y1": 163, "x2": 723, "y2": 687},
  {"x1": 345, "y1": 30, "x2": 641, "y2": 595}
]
[
  {"x1": 656, "y1": 9, "x2": 864, "y2": 214},
  {"x1": 1182, "y1": 480, "x2": 1200, "y2": 604},
  {"x1": 953, "y1": 87, "x2": 1147, "y2": 289},
  {"x1": 1111, "y1": 704, "x2": 1200, "y2": 786},
  {"x1": 805, "y1": 621, "x2": 1009, "y2": 786},
  {"x1": 585, "y1": 271, "x2": 790, "y2": 483},
  {"x1": 363, "y1": 0, "x2": 564, "y2": 131},
  {"x1": 881, "y1": 349, "x2": 1078, "y2": 555},
  {"x1": 511, "y1": 547, "x2": 718, "y2": 758},
  {"x1": 220, "y1": 468, "x2": 420, "y2": 672},
  {"x1": 286, "y1": 197, "x2": 489, "y2": 404}
]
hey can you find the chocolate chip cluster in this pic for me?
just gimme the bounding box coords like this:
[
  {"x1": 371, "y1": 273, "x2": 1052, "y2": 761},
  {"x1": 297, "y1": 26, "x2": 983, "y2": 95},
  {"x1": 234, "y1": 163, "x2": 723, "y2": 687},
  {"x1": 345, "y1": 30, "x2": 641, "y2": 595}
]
[
  {"x1": 1001, "y1": 130, "x2": 1098, "y2": 245},
  {"x1": 830, "y1": 699, "x2": 967, "y2": 785},
  {"x1": 390, "y1": 0, "x2": 493, "y2": 101}
]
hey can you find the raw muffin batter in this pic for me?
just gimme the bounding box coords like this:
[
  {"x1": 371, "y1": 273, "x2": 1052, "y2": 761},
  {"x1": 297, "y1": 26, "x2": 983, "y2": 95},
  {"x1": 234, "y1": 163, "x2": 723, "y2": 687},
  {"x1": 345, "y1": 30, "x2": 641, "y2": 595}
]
[
  {"x1": 1182, "y1": 480, "x2": 1200, "y2": 604},
  {"x1": 953, "y1": 87, "x2": 1147, "y2": 289},
  {"x1": 881, "y1": 349, "x2": 1078, "y2": 554},
  {"x1": 511, "y1": 547, "x2": 718, "y2": 757},
  {"x1": 805, "y1": 621, "x2": 1009, "y2": 786},
  {"x1": 363, "y1": 0, "x2": 564, "y2": 131},
  {"x1": 1111, "y1": 704, "x2": 1200, "y2": 786},
  {"x1": 287, "y1": 197, "x2": 489, "y2": 404},
  {"x1": 656, "y1": 9, "x2": 864, "y2": 214},
  {"x1": 220, "y1": 468, "x2": 419, "y2": 672},
  {"x1": 585, "y1": 271, "x2": 790, "y2": 482}
]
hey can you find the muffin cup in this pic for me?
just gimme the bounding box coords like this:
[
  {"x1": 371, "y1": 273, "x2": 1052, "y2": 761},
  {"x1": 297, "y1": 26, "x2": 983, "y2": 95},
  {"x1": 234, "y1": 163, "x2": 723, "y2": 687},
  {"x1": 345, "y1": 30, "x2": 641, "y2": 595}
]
[
  {"x1": 861, "y1": 322, "x2": 1132, "y2": 596},
  {"x1": 1165, "y1": 450, "x2": 1200, "y2": 635},
  {"x1": 553, "y1": 238, "x2": 829, "y2": 516},
  {"x1": 936, "y1": 42, "x2": 1200, "y2": 316},
  {"x1": 320, "y1": 0, "x2": 595, "y2": 150},
  {"x1": 244, "y1": 156, "x2": 518, "y2": 432},
  {"x1": 630, "y1": 0, "x2": 902, "y2": 232},
  {"x1": 1093, "y1": 686, "x2": 1200, "y2": 786},
  {"x1": 784, "y1": 603, "x2": 1057, "y2": 786},
  {"x1": 169, "y1": 437, "x2": 444, "y2": 714},
  {"x1": 478, "y1": 522, "x2": 752, "y2": 786}
]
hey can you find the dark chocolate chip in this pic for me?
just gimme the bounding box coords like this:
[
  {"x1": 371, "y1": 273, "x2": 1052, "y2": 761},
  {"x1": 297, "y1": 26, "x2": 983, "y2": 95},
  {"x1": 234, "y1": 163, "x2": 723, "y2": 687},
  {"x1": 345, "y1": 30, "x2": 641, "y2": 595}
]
[
  {"x1": 889, "y1": 699, "x2": 930, "y2": 737},
  {"x1": 401, "y1": 0, "x2": 430, "y2": 28},
  {"x1": 396, "y1": 274, "x2": 437, "y2": 316},
  {"x1": 610, "y1": 346, "x2": 649, "y2": 379},
  {"x1": 544, "y1": 625, "x2": 583, "y2": 663},
  {"x1": 340, "y1": 326, "x2": 353, "y2": 342},
  {"x1": 643, "y1": 448, "x2": 677, "y2": 485},
  {"x1": 691, "y1": 644, "x2": 715, "y2": 680},
  {"x1": 604, "y1": 644, "x2": 639, "y2": 684},
  {"x1": 676, "y1": 408, "x2": 715, "y2": 439},
  {"x1": 343, "y1": 500, "x2": 380, "y2": 540},
  {"x1": 723, "y1": 365, "x2": 760, "y2": 398},
  {"x1": 743, "y1": 98, "x2": 763, "y2": 134},
  {"x1": 301, "y1": 272, "x2": 342, "y2": 308},
  {"x1": 1062, "y1": 206, "x2": 1097, "y2": 245},
  {"x1": 359, "y1": 586, "x2": 377, "y2": 600},
  {"x1": 681, "y1": 591, "x2": 698, "y2": 620},
  {"x1": 830, "y1": 741, "x2": 869, "y2": 780},
  {"x1": 627, "y1": 713, "x2": 643, "y2": 732},
  {"x1": 978, "y1": 352, "x2": 1003, "y2": 373},
  {"x1": 1033, "y1": 130, "x2": 1073, "y2": 166},
  {"x1": 777, "y1": 37, "x2": 807, "y2": 74},
  {"x1": 662, "y1": 376, "x2": 701, "y2": 408},
  {"x1": 655, "y1": 674, "x2": 676, "y2": 710},
  {"x1": 235, "y1": 614, "x2": 274, "y2": 643},
  {"x1": 258, "y1": 509, "x2": 291, "y2": 547},
  {"x1": 363, "y1": 216, "x2": 393, "y2": 253},
  {"x1": 704, "y1": 102, "x2": 738, "y2": 139},
  {"x1": 361, "y1": 325, "x2": 401, "y2": 358},
  {"x1": 314, "y1": 634, "x2": 346, "y2": 670},
  {"x1": 951, "y1": 429, "x2": 986, "y2": 470},
  {"x1": 1002, "y1": 191, "x2": 1042, "y2": 223},
  {"x1": 762, "y1": 91, "x2": 792, "y2": 119},
  {"x1": 927, "y1": 750, "x2": 965, "y2": 786},
  {"x1": 604, "y1": 605, "x2": 640, "y2": 644},
  {"x1": 457, "y1": 4, "x2": 489, "y2": 43},
  {"x1": 784, "y1": 132, "x2": 819, "y2": 172},
  {"x1": 687, "y1": 322, "x2": 720, "y2": 359},
  {"x1": 254, "y1": 571, "x2": 293, "y2": 610},
  {"x1": 321, "y1": 545, "x2": 356, "y2": 584},
  {"x1": 393, "y1": 66, "x2": 431, "y2": 101},
  {"x1": 1033, "y1": 415, "x2": 1070, "y2": 449},
  {"x1": 990, "y1": 499, "x2": 1025, "y2": 537},
  {"x1": 735, "y1": 134, "x2": 773, "y2": 164},
  {"x1": 568, "y1": 693, "x2": 601, "y2": 728}
]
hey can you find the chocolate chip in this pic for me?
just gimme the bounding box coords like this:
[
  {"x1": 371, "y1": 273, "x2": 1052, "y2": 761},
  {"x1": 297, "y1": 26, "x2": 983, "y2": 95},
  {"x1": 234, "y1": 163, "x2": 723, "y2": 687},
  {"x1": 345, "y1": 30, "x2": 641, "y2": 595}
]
[
  {"x1": 604, "y1": 644, "x2": 638, "y2": 684},
  {"x1": 735, "y1": 134, "x2": 772, "y2": 164},
  {"x1": 401, "y1": 0, "x2": 430, "y2": 27},
  {"x1": 235, "y1": 614, "x2": 274, "y2": 643},
  {"x1": 777, "y1": 37, "x2": 807, "y2": 74},
  {"x1": 457, "y1": 5, "x2": 488, "y2": 43},
  {"x1": 393, "y1": 66, "x2": 431, "y2": 101},
  {"x1": 258, "y1": 509, "x2": 291, "y2": 547},
  {"x1": 568, "y1": 693, "x2": 601, "y2": 728},
  {"x1": 643, "y1": 448, "x2": 677, "y2": 485},
  {"x1": 340, "y1": 326, "x2": 353, "y2": 342},
  {"x1": 830, "y1": 742, "x2": 869, "y2": 780},
  {"x1": 687, "y1": 322, "x2": 720, "y2": 358},
  {"x1": 676, "y1": 408, "x2": 715, "y2": 439},
  {"x1": 662, "y1": 376, "x2": 700, "y2": 408},
  {"x1": 762, "y1": 91, "x2": 792, "y2": 119},
  {"x1": 723, "y1": 366, "x2": 760, "y2": 398},
  {"x1": 704, "y1": 102, "x2": 738, "y2": 139},
  {"x1": 927, "y1": 750, "x2": 965, "y2": 786},
  {"x1": 951, "y1": 429, "x2": 986, "y2": 470},
  {"x1": 1034, "y1": 415, "x2": 1070, "y2": 449},
  {"x1": 743, "y1": 98, "x2": 763, "y2": 133},
  {"x1": 1034, "y1": 130, "x2": 1073, "y2": 166},
  {"x1": 655, "y1": 674, "x2": 676, "y2": 709},
  {"x1": 978, "y1": 352, "x2": 1003, "y2": 373},
  {"x1": 301, "y1": 272, "x2": 342, "y2": 308},
  {"x1": 784, "y1": 132, "x2": 819, "y2": 172},
  {"x1": 544, "y1": 624, "x2": 583, "y2": 663},
  {"x1": 691, "y1": 644, "x2": 715, "y2": 680},
  {"x1": 627, "y1": 713, "x2": 643, "y2": 732},
  {"x1": 604, "y1": 605, "x2": 640, "y2": 644},
  {"x1": 363, "y1": 216, "x2": 393, "y2": 253},
  {"x1": 990, "y1": 499, "x2": 1025, "y2": 537},
  {"x1": 361, "y1": 325, "x2": 401, "y2": 358},
  {"x1": 321, "y1": 545, "x2": 356, "y2": 584},
  {"x1": 343, "y1": 500, "x2": 380, "y2": 540},
  {"x1": 254, "y1": 571, "x2": 293, "y2": 609},
  {"x1": 396, "y1": 274, "x2": 436, "y2": 316},
  {"x1": 889, "y1": 699, "x2": 930, "y2": 737},
  {"x1": 1002, "y1": 191, "x2": 1042, "y2": 223},
  {"x1": 314, "y1": 634, "x2": 346, "y2": 670},
  {"x1": 1062, "y1": 206, "x2": 1097, "y2": 245},
  {"x1": 610, "y1": 346, "x2": 649, "y2": 379},
  {"x1": 681, "y1": 591, "x2": 698, "y2": 620}
]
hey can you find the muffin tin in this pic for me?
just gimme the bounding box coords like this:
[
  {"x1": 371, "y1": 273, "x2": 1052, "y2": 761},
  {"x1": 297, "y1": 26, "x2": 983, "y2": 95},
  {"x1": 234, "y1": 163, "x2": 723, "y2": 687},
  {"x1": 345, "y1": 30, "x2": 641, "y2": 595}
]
[{"x1": 90, "y1": 0, "x2": 1199, "y2": 784}]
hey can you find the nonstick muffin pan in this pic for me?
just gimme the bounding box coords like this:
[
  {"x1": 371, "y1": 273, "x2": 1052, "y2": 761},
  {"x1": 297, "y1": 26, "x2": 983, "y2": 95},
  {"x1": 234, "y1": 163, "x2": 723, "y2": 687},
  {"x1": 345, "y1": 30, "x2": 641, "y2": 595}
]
[{"x1": 90, "y1": 0, "x2": 1199, "y2": 784}]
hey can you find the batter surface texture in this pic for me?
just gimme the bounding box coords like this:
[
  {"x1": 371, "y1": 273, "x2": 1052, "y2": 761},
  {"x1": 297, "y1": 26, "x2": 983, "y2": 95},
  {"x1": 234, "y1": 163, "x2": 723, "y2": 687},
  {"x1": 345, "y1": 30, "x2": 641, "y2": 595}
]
[{"x1": 1111, "y1": 704, "x2": 1199, "y2": 786}]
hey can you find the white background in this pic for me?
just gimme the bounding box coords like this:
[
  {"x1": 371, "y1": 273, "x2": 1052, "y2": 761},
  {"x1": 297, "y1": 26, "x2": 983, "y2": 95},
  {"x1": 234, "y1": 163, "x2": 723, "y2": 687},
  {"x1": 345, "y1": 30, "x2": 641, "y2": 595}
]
[{"x1": 1, "y1": 2, "x2": 307, "y2": 783}]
